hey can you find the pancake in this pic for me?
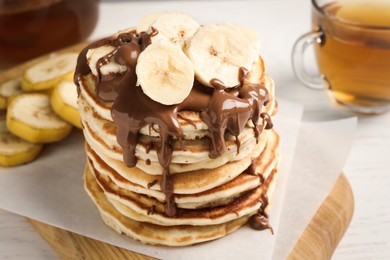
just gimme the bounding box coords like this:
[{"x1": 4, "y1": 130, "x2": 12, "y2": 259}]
[
  {"x1": 80, "y1": 96, "x2": 260, "y2": 166},
  {"x1": 85, "y1": 166, "x2": 252, "y2": 246},
  {"x1": 83, "y1": 121, "x2": 266, "y2": 175},
  {"x1": 84, "y1": 163, "x2": 279, "y2": 246},
  {"x1": 85, "y1": 129, "x2": 278, "y2": 196},
  {"x1": 86, "y1": 129, "x2": 280, "y2": 226},
  {"x1": 91, "y1": 166, "x2": 263, "y2": 226},
  {"x1": 87, "y1": 145, "x2": 278, "y2": 211},
  {"x1": 77, "y1": 23, "x2": 281, "y2": 246},
  {"x1": 85, "y1": 130, "x2": 279, "y2": 204}
]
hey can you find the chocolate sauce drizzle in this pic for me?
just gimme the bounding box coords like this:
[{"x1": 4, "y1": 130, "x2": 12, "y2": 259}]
[
  {"x1": 249, "y1": 193, "x2": 274, "y2": 233},
  {"x1": 147, "y1": 179, "x2": 158, "y2": 189},
  {"x1": 147, "y1": 205, "x2": 156, "y2": 215},
  {"x1": 261, "y1": 112, "x2": 273, "y2": 130},
  {"x1": 145, "y1": 142, "x2": 154, "y2": 154},
  {"x1": 246, "y1": 158, "x2": 265, "y2": 184},
  {"x1": 246, "y1": 158, "x2": 257, "y2": 175},
  {"x1": 245, "y1": 160, "x2": 272, "y2": 232},
  {"x1": 75, "y1": 30, "x2": 271, "y2": 219}
]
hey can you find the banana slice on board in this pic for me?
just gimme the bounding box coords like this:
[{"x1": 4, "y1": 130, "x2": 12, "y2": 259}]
[
  {"x1": 149, "y1": 13, "x2": 200, "y2": 48},
  {"x1": 6, "y1": 93, "x2": 73, "y2": 144},
  {"x1": 0, "y1": 77, "x2": 23, "y2": 109},
  {"x1": 186, "y1": 23, "x2": 260, "y2": 88},
  {"x1": 21, "y1": 52, "x2": 78, "y2": 91},
  {"x1": 51, "y1": 80, "x2": 82, "y2": 128},
  {"x1": 0, "y1": 112, "x2": 43, "y2": 167},
  {"x1": 136, "y1": 42, "x2": 194, "y2": 105},
  {"x1": 63, "y1": 70, "x2": 76, "y2": 81}
]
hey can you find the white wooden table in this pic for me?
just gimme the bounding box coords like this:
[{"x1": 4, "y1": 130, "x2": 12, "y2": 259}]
[{"x1": 1, "y1": 1, "x2": 389, "y2": 259}]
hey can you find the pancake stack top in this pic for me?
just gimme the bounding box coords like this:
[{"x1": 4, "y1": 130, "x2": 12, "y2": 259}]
[{"x1": 75, "y1": 13, "x2": 280, "y2": 246}]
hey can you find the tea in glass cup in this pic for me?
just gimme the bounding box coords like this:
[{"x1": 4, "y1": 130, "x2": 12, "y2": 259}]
[{"x1": 292, "y1": 0, "x2": 390, "y2": 114}]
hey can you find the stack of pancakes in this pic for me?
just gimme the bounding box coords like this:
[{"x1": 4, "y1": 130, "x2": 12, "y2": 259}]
[
  {"x1": 76, "y1": 19, "x2": 280, "y2": 246},
  {"x1": 78, "y1": 67, "x2": 279, "y2": 246}
]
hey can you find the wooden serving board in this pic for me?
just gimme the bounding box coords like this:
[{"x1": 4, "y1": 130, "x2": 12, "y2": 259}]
[
  {"x1": 1, "y1": 44, "x2": 354, "y2": 259},
  {"x1": 28, "y1": 174, "x2": 353, "y2": 260}
]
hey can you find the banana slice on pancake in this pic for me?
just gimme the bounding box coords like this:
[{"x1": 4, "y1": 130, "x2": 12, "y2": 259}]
[
  {"x1": 137, "y1": 12, "x2": 166, "y2": 33},
  {"x1": 21, "y1": 52, "x2": 78, "y2": 91},
  {"x1": 86, "y1": 45, "x2": 127, "y2": 77},
  {"x1": 6, "y1": 93, "x2": 73, "y2": 143},
  {"x1": 136, "y1": 42, "x2": 194, "y2": 105},
  {"x1": 0, "y1": 112, "x2": 42, "y2": 167},
  {"x1": 149, "y1": 13, "x2": 200, "y2": 48},
  {"x1": 0, "y1": 77, "x2": 23, "y2": 109},
  {"x1": 51, "y1": 80, "x2": 82, "y2": 128},
  {"x1": 186, "y1": 23, "x2": 260, "y2": 88}
]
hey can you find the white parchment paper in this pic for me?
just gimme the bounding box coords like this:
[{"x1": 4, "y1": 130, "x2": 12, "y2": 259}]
[{"x1": 0, "y1": 99, "x2": 356, "y2": 259}]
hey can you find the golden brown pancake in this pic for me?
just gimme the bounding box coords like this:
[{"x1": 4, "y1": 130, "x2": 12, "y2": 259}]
[
  {"x1": 85, "y1": 130, "x2": 279, "y2": 209},
  {"x1": 85, "y1": 164, "x2": 250, "y2": 246},
  {"x1": 84, "y1": 164, "x2": 279, "y2": 246},
  {"x1": 77, "y1": 28, "x2": 280, "y2": 246}
]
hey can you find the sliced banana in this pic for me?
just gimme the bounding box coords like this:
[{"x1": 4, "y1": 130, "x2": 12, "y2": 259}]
[
  {"x1": 136, "y1": 42, "x2": 194, "y2": 105},
  {"x1": 6, "y1": 93, "x2": 73, "y2": 144},
  {"x1": 245, "y1": 56, "x2": 266, "y2": 84},
  {"x1": 22, "y1": 52, "x2": 78, "y2": 91},
  {"x1": 137, "y1": 12, "x2": 165, "y2": 33},
  {"x1": 51, "y1": 80, "x2": 82, "y2": 128},
  {"x1": 236, "y1": 25, "x2": 261, "y2": 54},
  {"x1": 86, "y1": 45, "x2": 127, "y2": 77},
  {"x1": 0, "y1": 112, "x2": 43, "y2": 167},
  {"x1": 63, "y1": 70, "x2": 76, "y2": 81},
  {"x1": 186, "y1": 23, "x2": 260, "y2": 88},
  {"x1": 149, "y1": 13, "x2": 200, "y2": 48},
  {"x1": 0, "y1": 77, "x2": 23, "y2": 109}
]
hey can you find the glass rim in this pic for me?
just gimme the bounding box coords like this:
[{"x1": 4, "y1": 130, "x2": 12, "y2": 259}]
[{"x1": 312, "y1": 0, "x2": 390, "y2": 30}]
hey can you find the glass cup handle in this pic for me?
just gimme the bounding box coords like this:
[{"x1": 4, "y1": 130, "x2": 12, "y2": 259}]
[{"x1": 292, "y1": 30, "x2": 326, "y2": 90}]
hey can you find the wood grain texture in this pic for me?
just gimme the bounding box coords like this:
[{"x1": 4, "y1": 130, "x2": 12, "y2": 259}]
[
  {"x1": 288, "y1": 174, "x2": 354, "y2": 260},
  {"x1": 29, "y1": 220, "x2": 155, "y2": 260},
  {"x1": 28, "y1": 174, "x2": 353, "y2": 260}
]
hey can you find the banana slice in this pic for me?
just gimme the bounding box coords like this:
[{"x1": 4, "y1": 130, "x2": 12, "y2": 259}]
[
  {"x1": 186, "y1": 23, "x2": 260, "y2": 88},
  {"x1": 22, "y1": 52, "x2": 78, "y2": 91},
  {"x1": 63, "y1": 70, "x2": 76, "y2": 81},
  {"x1": 51, "y1": 80, "x2": 82, "y2": 128},
  {"x1": 246, "y1": 56, "x2": 266, "y2": 84},
  {"x1": 0, "y1": 112, "x2": 43, "y2": 167},
  {"x1": 0, "y1": 77, "x2": 23, "y2": 109},
  {"x1": 149, "y1": 13, "x2": 200, "y2": 48},
  {"x1": 137, "y1": 12, "x2": 165, "y2": 33},
  {"x1": 6, "y1": 93, "x2": 73, "y2": 144},
  {"x1": 86, "y1": 45, "x2": 127, "y2": 77},
  {"x1": 236, "y1": 25, "x2": 261, "y2": 54},
  {"x1": 136, "y1": 42, "x2": 194, "y2": 105}
]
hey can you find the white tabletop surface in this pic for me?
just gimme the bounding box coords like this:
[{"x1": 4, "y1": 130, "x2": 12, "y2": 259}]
[{"x1": 1, "y1": 0, "x2": 389, "y2": 259}]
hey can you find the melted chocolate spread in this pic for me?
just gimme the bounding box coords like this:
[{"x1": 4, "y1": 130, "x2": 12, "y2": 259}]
[
  {"x1": 75, "y1": 29, "x2": 273, "y2": 221},
  {"x1": 147, "y1": 205, "x2": 156, "y2": 215},
  {"x1": 147, "y1": 179, "x2": 158, "y2": 189},
  {"x1": 248, "y1": 193, "x2": 273, "y2": 233},
  {"x1": 245, "y1": 159, "x2": 272, "y2": 232}
]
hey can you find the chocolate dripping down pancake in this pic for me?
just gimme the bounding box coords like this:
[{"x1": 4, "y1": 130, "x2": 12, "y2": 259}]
[
  {"x1": 84, "y1": 128, "x2": 279, "y2": 211},
  {"x1": 75, "y1": 29, "x2": 272, "y2": 218}
]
